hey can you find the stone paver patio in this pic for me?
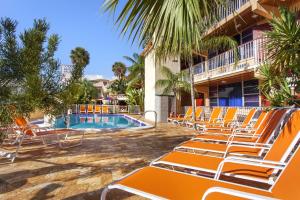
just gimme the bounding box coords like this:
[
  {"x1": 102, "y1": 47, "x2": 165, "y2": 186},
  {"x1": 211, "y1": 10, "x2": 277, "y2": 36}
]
[{"x1": 0, "y1": 123, "x2": 193, "y2": 200}]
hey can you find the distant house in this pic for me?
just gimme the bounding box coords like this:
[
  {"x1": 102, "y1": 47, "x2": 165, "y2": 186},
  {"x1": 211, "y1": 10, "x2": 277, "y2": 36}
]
[{"x1": 85, "y1": 75, "x2": 110, "y2": 99}]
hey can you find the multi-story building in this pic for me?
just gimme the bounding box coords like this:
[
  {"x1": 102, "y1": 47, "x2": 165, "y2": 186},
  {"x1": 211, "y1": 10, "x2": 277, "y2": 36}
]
[
  {"x1": 85, "y1": 75, "x2": 110, "y2": 99},
  {"x1": 144, "y1": 0, "x2": 300, "y2": 122}
]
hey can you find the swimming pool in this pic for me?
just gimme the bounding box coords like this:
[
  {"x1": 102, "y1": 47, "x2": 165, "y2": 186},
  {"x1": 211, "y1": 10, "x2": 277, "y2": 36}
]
[{"x1": 54, "y1": 114, "x2": 147, "y2": 129}]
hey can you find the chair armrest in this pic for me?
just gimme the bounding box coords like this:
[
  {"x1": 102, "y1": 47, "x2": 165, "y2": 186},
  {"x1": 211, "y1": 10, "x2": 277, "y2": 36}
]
[
  {"x1": 215, "y1": 157, "x2": 285, "y2": 180},
  {"x1": 202, "y1": 187, "x2": 278, "y2": 200},
  {"x1": 224, "y1": 142, "x2": 271, "y2": 157}
]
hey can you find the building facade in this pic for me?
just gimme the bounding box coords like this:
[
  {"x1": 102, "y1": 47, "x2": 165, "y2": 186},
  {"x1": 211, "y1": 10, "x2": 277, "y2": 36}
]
[
  {"x1": 144, "y1": 0, "x2": 300, "y2": 122},
  {"x1": 85, "y1": 75, "x2": 110, "y2": 99},
  {"x1": 189, "y1": 0, "x2": 300, "y2": 108}
]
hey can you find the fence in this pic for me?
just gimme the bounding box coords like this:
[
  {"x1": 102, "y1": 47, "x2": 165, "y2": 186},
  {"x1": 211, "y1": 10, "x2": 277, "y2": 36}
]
[{"x1": 72, "y1": 104, "x2": 141, "y2": 115}]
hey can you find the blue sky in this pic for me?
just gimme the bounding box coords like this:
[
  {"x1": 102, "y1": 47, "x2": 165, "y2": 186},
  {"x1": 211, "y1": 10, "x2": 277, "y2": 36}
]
[{"x1": 1, "y1": 0, "x2": 141, "y2": 79}]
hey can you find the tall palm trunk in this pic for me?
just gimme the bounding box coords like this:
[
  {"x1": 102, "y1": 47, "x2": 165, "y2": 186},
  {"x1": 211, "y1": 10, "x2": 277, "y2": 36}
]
[{"x1": 189, "y1": 59, "x2": 196, "y2": 123}]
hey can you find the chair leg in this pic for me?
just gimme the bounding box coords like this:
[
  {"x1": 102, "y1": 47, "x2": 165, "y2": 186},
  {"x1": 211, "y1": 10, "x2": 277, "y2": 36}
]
[
  {"x1": 58, "y1": 131, "x2": 85, "y2": 149},
  {"x1": 100, "y1": 187, "x2": 110, "y2": 200},
  {"x1": 12, "y1": 134, "x2": 26, "y2": 162}
]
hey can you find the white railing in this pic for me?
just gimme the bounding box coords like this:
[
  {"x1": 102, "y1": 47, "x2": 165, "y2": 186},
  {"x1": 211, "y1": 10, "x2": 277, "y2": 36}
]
[
  {"x1": 72, "y1": 104, "x2": 141, "y2": 114},
  {"x1": 193, "y1": 38, "x2": 266, "y2": 82},
  {"x1": 216, "y1": 0, "x2": 250, "y2": 22}
]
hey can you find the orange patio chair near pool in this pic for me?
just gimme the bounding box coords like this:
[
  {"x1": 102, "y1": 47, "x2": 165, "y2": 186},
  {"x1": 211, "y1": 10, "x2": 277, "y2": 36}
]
[
  {"x1": 95, "y1": 105, "x2": 101, "y2": 113},
  {"x1": 11, "y1": 116, "x2": 85, "y2": 162},
  {"x1": 168, "y1": 107, "x2": 192, "y2": 123},
  {"x1": 102, "y1": 105, "x2": 109, "y2": 114},
  {"x1": 87, "y1": 104, "x2": 94, "y2": 113},
  {"x1": 184, "y1": 107, "x2": 204, "y2": 127},
  {"x1": 175, "y1": 109, "x2": 286, "y2": 156},
  {"x1": 79, "y1": 104, "x2": 86, "y2": 114},
  {"x1": 193, "y1": 108, "x2": 264, "y2": 143},
  {"x1": 196, "y1": 107, "x2": 237, "y2": 131},
  {"x1": 101, "y1": 109, "x2": 300, "y2": 200},
  {"x1": 101, "y1": 139, "x2": 300, "y2": 200},
  {"x1": 196, "y1": 107, "x2": 222, "y2": 124},
  {"x1": 151, "y1": 109, "x2": 299, "y2": 183}
]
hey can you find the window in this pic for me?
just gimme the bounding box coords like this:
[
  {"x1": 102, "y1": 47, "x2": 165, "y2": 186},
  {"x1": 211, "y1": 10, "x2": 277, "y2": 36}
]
[
  {"x1": 209, "y1": 86, "x2": 218, "y2": 106},
  {"x1": 241, "y1": 28, "x2": 253, "y2": 44},
  {"x1": 244, "y1": 79, "x2": 259, "y2": 107}
]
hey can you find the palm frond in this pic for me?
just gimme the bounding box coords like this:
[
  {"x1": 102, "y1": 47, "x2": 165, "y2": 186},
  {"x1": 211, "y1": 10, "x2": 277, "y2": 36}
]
[
  {"x1": 103, "y1": 0, "x2": 223, "y2": 56},
  {"x1": 160, "y1": 66, "x2": 175, "y2": 79},
  {"x1": 155, "y1": 79, "x2": 171, "y2": 89}
]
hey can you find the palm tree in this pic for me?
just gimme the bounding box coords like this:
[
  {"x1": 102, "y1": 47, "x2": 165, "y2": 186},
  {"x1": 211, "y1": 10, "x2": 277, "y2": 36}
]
[
  {"x1": 259, "y1": 7, "x2": 300, "y2": 107},
  {"x1": 112, "y1": 62, "x2": 127, "y2": 79},
  {"x1": 265, "y1": 7, "x2": 300, "y2": 74},
  {"x1": 124, "y1": 53, "x2": 145, "y2": 89},
  {"x1": 104, "y1": 0, "x2": 236, "y2": 121},
  {"x1": 77, "y1": 79, "x2": 98, "y2": 103},
  {"x1": 70, "y1": 47, "x2": 90, "y2": 67},
  {"x1": 108, "y1": 78, "x2": 127, "y2": 95},
  {"x1": 156, "y1": 66, "x2": 190, "y2": 115},
  {"x1": 70, "y1": 47, "x2": 90, "y2": 80}
]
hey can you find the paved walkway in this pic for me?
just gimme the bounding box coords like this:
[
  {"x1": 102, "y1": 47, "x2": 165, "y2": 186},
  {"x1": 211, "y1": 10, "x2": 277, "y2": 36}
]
[{"x1": 0, "y1": 123, "x2": 193, "y2": 200}]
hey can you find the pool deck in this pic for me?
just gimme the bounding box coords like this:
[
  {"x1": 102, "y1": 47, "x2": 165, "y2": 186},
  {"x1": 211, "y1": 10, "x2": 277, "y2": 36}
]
[{"x1": 0, "y1": 122, "x2": 194, "y2": 199}]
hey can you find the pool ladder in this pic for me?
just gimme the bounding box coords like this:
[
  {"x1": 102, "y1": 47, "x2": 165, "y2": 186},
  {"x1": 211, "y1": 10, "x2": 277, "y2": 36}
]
[{"x1": 137, "y1": 110, "x2": 157, "y2": 128}]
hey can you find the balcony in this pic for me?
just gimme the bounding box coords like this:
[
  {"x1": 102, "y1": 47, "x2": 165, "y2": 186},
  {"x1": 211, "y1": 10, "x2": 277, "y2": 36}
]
[
  {"x1": 193, "y1": 38, "x2": 266, "y2": 83},
  {"x1": 205, "y1": 0, "x2": 252, "y2": 36},
  {"x1": 216, "y1": 0, "x2": 250, "y2": 22}
]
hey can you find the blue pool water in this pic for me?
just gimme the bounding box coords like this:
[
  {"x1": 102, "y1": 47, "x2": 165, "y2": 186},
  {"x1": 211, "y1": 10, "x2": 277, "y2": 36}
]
[{"x1": 54, "y1": 114, "x2": 146, "y2": 129}]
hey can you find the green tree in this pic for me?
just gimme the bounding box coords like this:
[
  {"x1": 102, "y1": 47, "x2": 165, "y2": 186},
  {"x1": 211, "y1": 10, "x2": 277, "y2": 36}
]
[
  {"x1": 124, "y1": 53, "x2": 145, "y2": 111},
  {"x1": 108, "y1": 79, "x2": 127, "y2": 94},
  {"x1": 59, "y1": 47, "x2": 90, "y2": 111},
  {"x1": 156, "y1": 66, "x2": 190, "y2": 115},
  {"x1": 0, "y1": 18, "x2": 87, "y2": 138},
  {"x1": 124, "y1": 53, "x2": 145, "y2": 89},
  {"x1": 77, "y1": 79, "x2": 98, "y2": 103},
  {"x1": 125, "y1": 87, "x2": 144, "y2": 112},
  {"x1": 259, "y1": 7, "x2": 300, "y2": 107},
  {"x1": 112, "y1": 62, "x2": 127, "y2": 79},
  {"x1": 104, "y1": 0, "x2": 236, "y2": 121}
]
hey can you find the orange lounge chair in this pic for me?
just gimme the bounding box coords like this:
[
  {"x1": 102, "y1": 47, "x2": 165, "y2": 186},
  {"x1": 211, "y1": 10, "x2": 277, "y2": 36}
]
[
  {"x1": 231, "y1": 108, "x2": 257, "y2": 129},
  {"x1": 175, "y1": 109, "x2": 287, "y2": 156},
  {"x1": 151, "y1": 109, "x2": 300, "y2": 183},
  {"x1": 197, "y1": 107, "x2": 238, "y2": 132},
  {"x1": 79, "y1": 104, "x2": 86, "y2": 113},
  {"x1": 12, "y1": 117, "x2": 84, "y2": 162},
  {"x1": 180, "y1": 107, "x2": 203, "y2": 126},
  {"x1": 95, "y1": 105, "x2": 101, "y2": 113},
  {"x1": 195, "y1": 108, "x2": 263, "y2": 136},
  {"x1": 102, "y1": 105, "x2": 109, "y2": 114},
  {"x1": 194, "y1": 107, "x2": 222, "y2": 127},
  {"x1": 101, "y1": 140, "x2": 300, "y2": 200},
  {"x1": 192, "y1": 109, "x2": 266, "y2": 143},
  {"x1": 168, "y1": 107, "x2": 192, "y2": 123},
  {"x1": 87, "y1": 104, "x2": 94, "y2": 113}
]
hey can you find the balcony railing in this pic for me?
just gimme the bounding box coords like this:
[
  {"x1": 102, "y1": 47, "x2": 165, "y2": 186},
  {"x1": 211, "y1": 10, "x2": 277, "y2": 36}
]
[
  {"x1": 193, "y1": 38, "x2": 266, "y2": 82},
  {"x1": 216, "y1": 0, "x2": 250, "y2": 21}
]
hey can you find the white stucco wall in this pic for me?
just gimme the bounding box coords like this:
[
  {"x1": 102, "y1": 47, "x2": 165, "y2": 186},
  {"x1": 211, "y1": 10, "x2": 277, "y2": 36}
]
[
  {"x1": 144, "y1": 50, "x2": 181, "y2": 122},
  {"x1": 144, "y1": 50, "x2": 157, "y2": 121}
]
